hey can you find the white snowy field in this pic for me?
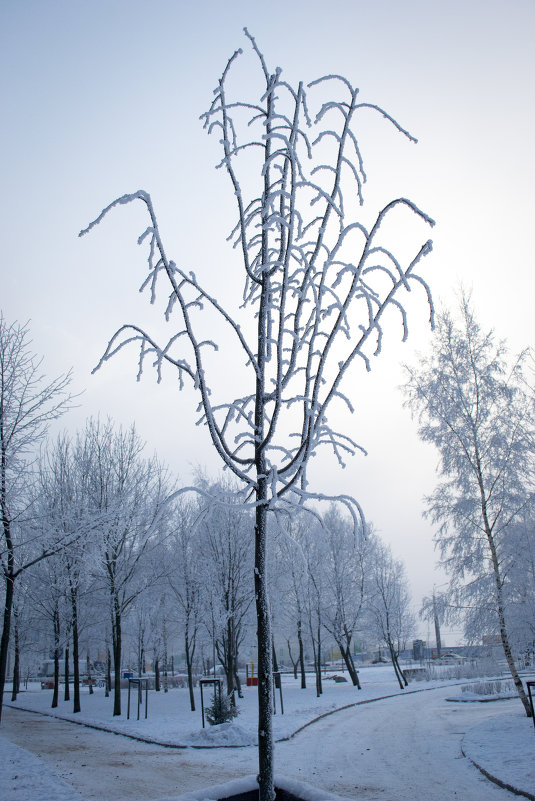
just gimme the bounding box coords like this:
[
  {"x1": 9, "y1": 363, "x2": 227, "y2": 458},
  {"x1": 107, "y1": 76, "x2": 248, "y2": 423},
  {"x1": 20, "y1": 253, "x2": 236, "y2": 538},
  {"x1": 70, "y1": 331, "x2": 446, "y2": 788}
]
[{"x1": 1, "y1": 666, "x2": 534, "y2": 801}]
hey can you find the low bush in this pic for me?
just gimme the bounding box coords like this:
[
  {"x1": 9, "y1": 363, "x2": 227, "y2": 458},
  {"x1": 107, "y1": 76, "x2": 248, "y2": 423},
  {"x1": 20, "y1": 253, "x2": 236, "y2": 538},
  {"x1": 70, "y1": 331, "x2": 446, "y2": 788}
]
[
  {"x1": 205, "y1": 691, "x2": 239, "y2": 725},
  {"x1": 462, "y1": 679, "x2": 515, "y2": 695}
]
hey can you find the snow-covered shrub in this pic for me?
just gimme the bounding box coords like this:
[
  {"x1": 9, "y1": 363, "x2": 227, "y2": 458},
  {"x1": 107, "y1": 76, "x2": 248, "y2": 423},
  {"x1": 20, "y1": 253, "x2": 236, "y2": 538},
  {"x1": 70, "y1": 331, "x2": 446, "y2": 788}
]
[
  {"x1": 205, "y1": 692, "x2": 239, "y2": 725},
  {"x1": 413, "y1": 658, "x2": 503, "y2": 682},
  {"x1": 462, "y1": 679, "x2": 515, "y2": 695}
]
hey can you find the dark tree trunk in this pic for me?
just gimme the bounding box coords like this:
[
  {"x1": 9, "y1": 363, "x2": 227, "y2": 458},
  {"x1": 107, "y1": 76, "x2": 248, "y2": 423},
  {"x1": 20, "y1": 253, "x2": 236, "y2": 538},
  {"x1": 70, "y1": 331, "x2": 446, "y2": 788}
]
[
  {"x1": 64, "y1": 646, "x2": 70, "y2": 701},
  {"x1": 315, "y1": 626, "x2": 323, "y2": 697},
  {"x1": 388, "y1": 641, "x2": 405, "y2": 689},
  {"x1": 254, "y1": 490, "x2": 274, "y2": 801},
  {"x1": 52, "y1": 605, "x2": 60, "y2": 708},
  {"x1": 297, "y1": 619, "x2": 306, "y2": 689},
  {"x1": 87, "y1": 651, "x2": 94, "y2": 695},
  {"x1": 185, "y1": 628, "x2": 196, "y2": 711},
  {"x1": 234, "y1": 664, "x2": 243, "y2": 698},
  {"x1": 0, "y1": 567, "x2": 15, "y2": 722},
  {"x1": 162, "y1": 618, "x2": 169, "y2": 693},
  {"x1": 112, "y1": 603, "x2": 122, "y2": 716},
  {"x1": 70, "y1": 585, "x2": 81, "y2": 713},
  {"x1": 272, "y1": 636, "x2": 279, "y2": 672},
  {"x1": 154, "y1": 657, "x2": 160, "y2": 691},
  {"x1": 287, "y1": 639, "x2": 298, "y2": 680},
  {"x1": 105, "y1": 647, "x2": 111, "y2": 698},
  {"x1": 433, "y1": 596, "x2": 442, "y2": 659},
  {"x1": 11, "y1": 611, "x2": 20, "y2": 701},
  {"x1": 339, "y1": 642, "x2": 361, "y2": 689}
]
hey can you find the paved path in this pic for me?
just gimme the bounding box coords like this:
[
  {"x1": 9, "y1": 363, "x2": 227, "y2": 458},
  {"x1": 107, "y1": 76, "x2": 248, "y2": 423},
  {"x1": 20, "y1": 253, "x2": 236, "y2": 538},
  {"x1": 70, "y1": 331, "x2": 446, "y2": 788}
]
[
  {"x1": 2, "y1": 708, "x2": 244, "y2": 800},
  {"x1": 2, "y1": 686, "x2": 522, "y2": 800}
]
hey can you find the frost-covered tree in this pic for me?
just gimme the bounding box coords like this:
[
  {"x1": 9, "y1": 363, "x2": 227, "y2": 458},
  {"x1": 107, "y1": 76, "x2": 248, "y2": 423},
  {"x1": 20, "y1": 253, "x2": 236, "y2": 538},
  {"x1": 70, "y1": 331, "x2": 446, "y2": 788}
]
[
  {"x1": 167, "y1": 498, "x2": 202, "y2": 709},
  {"x1": 273, "y1": 515, "x2": 309, "y2": 688},
  {"x1": 82, "y1": 417, "x2": 172, "y2": 715},
  {"x1": 197, "y1": 481, "x2": 254, "y2": 704},
  {"x1": 80, "y1": 31, "x2": 434, "y2": 796},
  {"x1": 0, "y1": 314, "x2": 72, "y2": 721},
  {"x1": 403, "y1": 293, "x2": 534, "y2": 715},
  {"x1": 38, "y1": 434, "x2": 95, "y2": 713},
  {"x1": 368, "y1": 536, "x2": 414, "y2": 688},
  {"x1": 322, "y1": 507, "x2": 371, "y2": 687},
  {"x1": 302, "y1": 524, "x2": 329, "y2": 697}
]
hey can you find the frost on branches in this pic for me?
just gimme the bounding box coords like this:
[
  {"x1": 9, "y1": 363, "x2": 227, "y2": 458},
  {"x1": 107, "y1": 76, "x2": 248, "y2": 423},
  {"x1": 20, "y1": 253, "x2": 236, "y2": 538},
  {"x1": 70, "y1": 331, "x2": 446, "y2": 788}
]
[
  {"x1": 81, "y1": 30, "x2": 434, "y2": 801},
  {"x1": 403, "y1": 292, "x2": 534, "y2": 717}
]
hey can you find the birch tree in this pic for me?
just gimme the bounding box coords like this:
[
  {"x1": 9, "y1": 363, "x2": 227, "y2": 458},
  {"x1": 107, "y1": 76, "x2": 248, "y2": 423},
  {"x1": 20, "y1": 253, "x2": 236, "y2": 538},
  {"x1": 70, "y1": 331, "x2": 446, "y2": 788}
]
[
  {"x1": 403, "y1": 293, "x2": 534, "y2": 715},
  {"x1": 80, "y1": 31, "x2": 434, "y2": 797},
  {"x1": 0, "y1": 314, "x2": 72, "y2": 721}
]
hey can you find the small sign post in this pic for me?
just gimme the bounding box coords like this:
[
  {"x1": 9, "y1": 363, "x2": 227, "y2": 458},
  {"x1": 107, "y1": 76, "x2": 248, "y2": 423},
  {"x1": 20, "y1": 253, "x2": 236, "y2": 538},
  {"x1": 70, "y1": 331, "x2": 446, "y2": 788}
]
[{"x1": 199, "y1": 677, "x2": 222, "y2": 728}]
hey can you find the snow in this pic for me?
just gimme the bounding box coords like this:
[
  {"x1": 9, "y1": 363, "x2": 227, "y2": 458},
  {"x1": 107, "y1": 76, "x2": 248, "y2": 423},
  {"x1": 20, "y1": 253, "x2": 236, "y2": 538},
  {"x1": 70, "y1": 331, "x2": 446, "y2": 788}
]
[
  {"x1": 0, "y1": 735, "x2": 85, "y2": 801},
  {"x1": 2, "y1": 667, "x2": 534, "y2": 801},
  {"x1": 462, "y1": 714, "x2": 535, "y2": 799}
]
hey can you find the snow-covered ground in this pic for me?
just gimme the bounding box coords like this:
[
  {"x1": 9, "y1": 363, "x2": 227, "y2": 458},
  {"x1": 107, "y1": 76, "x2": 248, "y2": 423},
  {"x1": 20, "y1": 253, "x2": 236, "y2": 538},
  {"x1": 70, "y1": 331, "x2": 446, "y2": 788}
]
[{"x1": 1, "y1": 666, "x2": 534, "y2": 801}]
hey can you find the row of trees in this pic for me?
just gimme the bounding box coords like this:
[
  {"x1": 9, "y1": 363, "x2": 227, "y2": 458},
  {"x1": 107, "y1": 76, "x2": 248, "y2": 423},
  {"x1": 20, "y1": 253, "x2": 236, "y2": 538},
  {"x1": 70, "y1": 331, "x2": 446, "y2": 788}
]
[{"x1": 6, "y1": 418, "x2": 417, "y2": 720}]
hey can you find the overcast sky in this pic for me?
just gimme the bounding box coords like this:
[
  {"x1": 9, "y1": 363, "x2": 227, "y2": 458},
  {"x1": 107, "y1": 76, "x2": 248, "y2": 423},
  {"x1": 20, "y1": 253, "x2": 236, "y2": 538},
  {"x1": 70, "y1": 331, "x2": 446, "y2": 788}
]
[{"x1": 2, "y1": 0, "x2": 534, "y2": 643}]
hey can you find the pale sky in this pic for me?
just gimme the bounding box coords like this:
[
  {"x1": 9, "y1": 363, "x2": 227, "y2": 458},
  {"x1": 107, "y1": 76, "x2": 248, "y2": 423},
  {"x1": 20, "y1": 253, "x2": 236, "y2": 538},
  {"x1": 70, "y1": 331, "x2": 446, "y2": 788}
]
[{"x1": 1, "y1": 0, "x2": 534, "y2": 643}]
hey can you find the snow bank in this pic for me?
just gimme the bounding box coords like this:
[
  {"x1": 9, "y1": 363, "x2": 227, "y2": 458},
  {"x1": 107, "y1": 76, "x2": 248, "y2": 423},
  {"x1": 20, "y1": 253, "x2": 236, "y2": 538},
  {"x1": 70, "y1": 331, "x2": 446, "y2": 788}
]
[
  {"x1": 0, "y1": 735, "x2": 83, "y2": 801},
  {"x1": 158, "y1": 773, "x2": 353, "y2": 801},
  {"x1": 462, "y1": 713, "x2": 535, "y2": 800}
]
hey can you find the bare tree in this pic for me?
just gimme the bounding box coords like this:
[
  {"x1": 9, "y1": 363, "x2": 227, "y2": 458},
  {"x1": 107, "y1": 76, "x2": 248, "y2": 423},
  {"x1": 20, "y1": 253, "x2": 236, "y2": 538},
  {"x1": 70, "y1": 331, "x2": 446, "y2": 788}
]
[
  {"x1": 198, "y1": 481, "x2": 254, "y2": 704},
  {"x1": 273, "y1": 516, "x2": 309, "y2": 689},
  {"x1": 80, "y1": 31, "x2": 433, "y2": 797},
  {"x1": 322, "y1": 507, "x2": 371, "y2": 688},
  {"x1": 82, "y1": 417, "x2": 172, "y2": 715},
  {"x1": 0, "y1": 314, "x2": 72, "y2": 721},
  {"x1": 167, "y1": 499, "x2": 202, "y2": 710},
  {"x1": 403, "y1": 292, "x2": 534, "y2": 715},
  {"x1": 369, "y1": 536, "x2": 414, "y2": 689}
]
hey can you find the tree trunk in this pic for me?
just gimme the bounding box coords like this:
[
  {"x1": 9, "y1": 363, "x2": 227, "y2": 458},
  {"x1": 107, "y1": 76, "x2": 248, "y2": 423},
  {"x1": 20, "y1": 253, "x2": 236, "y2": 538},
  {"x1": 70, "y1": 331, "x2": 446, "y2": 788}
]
[
  {"x1": 70, "y1": 585, "x2": 81, "y2": 713},
  {"x1": 185, "y1": 628, "x2": 196, "y2": 711},
  {"x1": 388, "y1": 640, "x2": 405, "y2": 689},
  {"x1": 0, "y1": 569, "x2": 15, "y2": 722},
  {"x1": 339, "y1": 642, "x2": 361, "y2": 689},
  {"x1": 254, "y1": 492, "x2": 274, "y2": 801},
  {"x1": 433, "y1": 595, "x2": 442, "y2": 658},
  {"x1": 272, "y1": 636, "x2": 279, "y2": 672},
  {"x1": 286, "y1": 639, "x2": 298, "y2": 680},
  {"x1": 64, "y1": 646, "x2": 70, "y2": 701},
  {"x1": 234, "y1": 664, "x2": 243, "y2": 699},
  {"x1": 487, "y1": 527, "x2": 532, "y2": 716},
  {"x1": 297, "y1": 619, "x2": 306, "y2": 689},
  {"x1": 105, "y1": 647, "x2": 111, "y2": 698},
  {"x1": 52, "y1": 605, "x2": 60, "y2": 708},
  {"x1": 10, "y1": 609, "x2": 20, "y2": 702},
  {"x1": 112, "y1": 601, "x2": 122, "y2": 716},
  {"x1": 154, "y1": 657, "x2": 160, "y2": 691},
  {"x1": 315, "y1": 624, "x2": 323, "y2": 697},
  {"x1": 87, "y1": 651, "x2": 94, "y2": 695},
  {"x1": 162, "y1": 617, "x2": 169, "y2": 693},
  {"x1": 393, "y1": 652, "x2": 407, "y2": 687}
]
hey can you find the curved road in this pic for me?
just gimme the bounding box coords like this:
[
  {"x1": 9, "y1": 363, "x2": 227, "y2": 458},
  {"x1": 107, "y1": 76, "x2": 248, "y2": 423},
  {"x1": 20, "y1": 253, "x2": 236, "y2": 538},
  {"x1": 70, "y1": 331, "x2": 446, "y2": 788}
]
[{"x1": 2, "y1": 686, "x2": 521, "y2": 800}]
